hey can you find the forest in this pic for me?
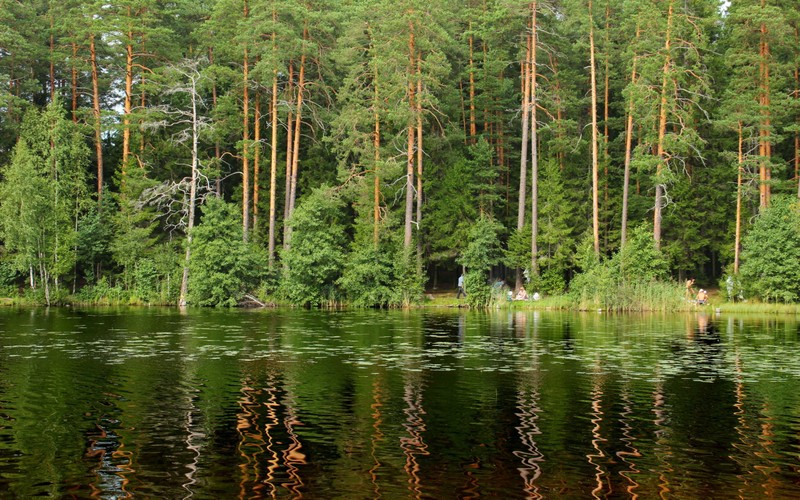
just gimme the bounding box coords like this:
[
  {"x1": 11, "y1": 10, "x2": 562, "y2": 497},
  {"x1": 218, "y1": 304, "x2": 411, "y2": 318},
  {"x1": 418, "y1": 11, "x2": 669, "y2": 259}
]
[{"x1": 0, "y1": 0, "x2": 799, "y2": 308}]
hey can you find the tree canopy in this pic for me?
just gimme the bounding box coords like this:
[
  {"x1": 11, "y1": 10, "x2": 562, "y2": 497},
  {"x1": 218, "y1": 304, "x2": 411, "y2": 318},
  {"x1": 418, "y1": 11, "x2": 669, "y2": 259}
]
[{"x1": 1, "y1": 0, "x2": 799, "y2": 306}]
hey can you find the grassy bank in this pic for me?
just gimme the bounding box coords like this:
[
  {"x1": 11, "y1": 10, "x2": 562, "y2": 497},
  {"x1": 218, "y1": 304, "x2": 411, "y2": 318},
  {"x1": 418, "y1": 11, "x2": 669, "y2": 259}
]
[{"x1": 422, "y1": 288, "x2": 800, "y2": 314}]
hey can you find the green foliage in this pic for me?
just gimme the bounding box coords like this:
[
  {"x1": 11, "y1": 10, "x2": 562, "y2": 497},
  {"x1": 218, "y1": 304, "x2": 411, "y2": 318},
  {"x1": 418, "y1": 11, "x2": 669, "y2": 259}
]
[
  {"x1": 188, "y1": 197, "x2": 264, "y2": 307},
  {"x1": 338, "y1": 243, "x2": 401, "y2": 308},
  {"x1": 0, "y1": 102, "x2": 89, "y2": 304},
  {"x1": 460, "y1": 216, "x2": 504, "y2": 307},
  {"x1": 280, "y1": 187, "x2": 348, "y2": 307},
  {"x1": 740, "y1": 197, "x2": 800, "y2": 302},
  {"x1": 570, "y1": 225, "x2": 680, "y2": 311}
]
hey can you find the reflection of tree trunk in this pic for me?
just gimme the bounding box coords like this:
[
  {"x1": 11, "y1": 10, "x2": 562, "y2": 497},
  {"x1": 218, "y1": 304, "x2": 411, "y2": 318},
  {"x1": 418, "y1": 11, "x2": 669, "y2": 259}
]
[
  {"x1": 283, "y1": 392, "x2": 307, "y2": 496},
  {"x1": 369, "y1": 376, "x2": 385, "y2": 497},
  {"x1": 652, "y1": 379, "x2": 672, "y2": 495},
  {"x1": 617, "y1": 384, "x2": 642, "y2": 496},
  {"x1": 235, "y1": 385, "x2": 262, "y2": 495},
  {"x1": 588, "y1": 367, "x2": 608, "y2": 498},
  {"x1": 514, "y1": 380, "x2": 543, "y2": 499},
  {"x1": 401, "y1": 376, "x2": 428, "y2": 498}
]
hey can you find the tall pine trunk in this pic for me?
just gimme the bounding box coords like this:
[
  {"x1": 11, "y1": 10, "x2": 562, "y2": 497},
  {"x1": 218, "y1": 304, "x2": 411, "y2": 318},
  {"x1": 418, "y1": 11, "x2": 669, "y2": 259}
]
[
  {"x1": 589, "y1": 0, "x2": 600, "y2": 255},
  {"x1": 468, "y1": 24, "x2": 477, "y2": 143},
  {"x1": 122, "y1": 15, "x2": 134, "y2": 178},
  {"x1": 373, "y1": 63, "x2": 381, "y2": 247},
  {"x1": 71, "y1": 42, "x2": 78, "y2": 122},
  {"x1": 404, "y1": 21, "x2": 416, "y2": 250},
  {"x1": 288, "y1": 29, "x2": 308, "y2": 232},
  {"x1": 242, "y1": 21, "x2": 251, "y2": 240},
  {"x1": 283, "y1": 63, "x2": 295, "y2": 252},
  {"x1": 516, "y1": 27, "x2": 532, "y2": 290},
  {"x1": 734, "y1": 122, "x2": 743, "y2": 274},
  {"x1": 268, "y1": 50, "x2": 279, "y2": 265},
  {"x1": 253, "y1": 92, "x2": 261, "y2": 236},
  {"x1": 620, "y1": 24, "x2": 640, "y2": 247},
  {"x1": 758, "y1": 0, "x2": 772, "y2": 209},
  {"x1": 179, "y1": 70, "x2": 201, "y2": 307},
  {"x1": 90, "y1": 33, "x2": 104, "y2": 200},
  {"x1": 530, "y1": 0, "x2": 539, "y2": 277},
  {"x1": 654, "y1": 0, "x2": 674, "y2": 245},
  {"x1": 416, "y1": 63, "x2": 424, "y2": 260}
]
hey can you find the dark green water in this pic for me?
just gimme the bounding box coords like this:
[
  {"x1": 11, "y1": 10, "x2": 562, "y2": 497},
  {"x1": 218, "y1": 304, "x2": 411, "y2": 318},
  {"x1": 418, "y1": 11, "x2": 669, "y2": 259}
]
[{"x1": 0, "y1": 308, "x2": 799, "y2": 498}]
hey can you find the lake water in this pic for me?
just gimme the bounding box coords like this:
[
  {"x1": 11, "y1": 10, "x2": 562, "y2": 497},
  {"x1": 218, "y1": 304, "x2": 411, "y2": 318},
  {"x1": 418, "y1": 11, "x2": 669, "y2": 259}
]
[{"x1": 0, "y1": 307, "x2": 799, "y2": 498}]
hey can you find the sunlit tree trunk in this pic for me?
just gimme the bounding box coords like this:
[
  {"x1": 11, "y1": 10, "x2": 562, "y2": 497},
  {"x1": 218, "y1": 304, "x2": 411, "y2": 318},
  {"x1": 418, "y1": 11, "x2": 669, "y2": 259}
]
[
  {"x1": 242, "y1": 0, "x2": 251, "y2": 240},
  {"x1": 254, "y1": 92, "x2": 262, "y2": 236},
  {"x1": 404, "y1": 20, "x2": 416, "y2": 250},
  {"x1": 90, "y1": 33, "x2": 103, "y2": 200},
  {"x1": 122, "y1": 10, "x2": 134, "y2": 177},
  {"x1": 209, "y1": 46, "x2": 221, "y2": 196},
  {"x1": 268, "y1": 13, "x2": 279, "y2": 266},
  {"x1": 373, "y1": 65, "x2": 381, "y2": 247},
  {"x1": 589, "y1": 0, "x2": 600, "y2": 255},
  {"x1": 71, "y1": 42, "x2": 78, "y2": 122},
  {"x1": 288, "y1": 29, "x2": 307, "y2": 227},
  {"x1": 620, "y1": 24, "x2": 640, "y2": 247},
  {"x1": 179, "y1": 68, "x2": 201, "y2": 307},
  {"x1": 734, "y1": 122, "x2": 743, "y2": 274},
  {"x1": 517, "y1": 31, "x2": 531, "y2": 232},
  {"x1": 530, "y1": 0, "x2": 539, "y2": 276},
  {"x1": 468, "y1": 23, "x2": 477, "y2": 144},
  {"x1": 794, "y1": 27, "x2": 799, "y2": 199},
  {"x1": 282, "y1": 63, "x2": 294, "y2": 251},
  {"x1": 654, "y1": 0, "x2": 674, "y2": 246},
  {"x1": 759, "y1": 0, "x2": 772, "y2": 209},
  {"x1": 516, "y1": 24, "x2": 531, "y2": 308},
  {"x1": 416, "y1": 64, "x2": 424, "y2": 259},
  {"x1": 602, "y1": 1, "x2": 611, "y2": 214},
  {"x1": 49, "y1": 16, "x2": 55, "y2": 103}
]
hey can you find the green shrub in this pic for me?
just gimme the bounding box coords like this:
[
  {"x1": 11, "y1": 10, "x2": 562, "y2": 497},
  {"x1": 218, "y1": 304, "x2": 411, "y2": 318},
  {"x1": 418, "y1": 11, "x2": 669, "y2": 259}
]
[
  {"x1": 569, "y1": 225, "x2": 682, "y2": 311},
  {"x1": 740, "y1": 196, "x2": 800, "y2": 303},
  {"x1": 280, "y1": 187, "x2": 347, "y2": 307},
  {"x1": 188, "y1": 197, "x2": 263, "y2": 307},
  {"x1": 460, "y1": 216, "x2": 504, "y2": 308},
  {"x1": 338, "y1": 244, "x2": 403, "y2": 307}
]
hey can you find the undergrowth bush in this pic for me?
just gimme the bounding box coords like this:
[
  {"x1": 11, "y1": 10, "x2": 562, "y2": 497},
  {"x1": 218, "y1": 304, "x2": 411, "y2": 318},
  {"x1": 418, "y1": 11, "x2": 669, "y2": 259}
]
[{"x1": 569, "y1": 226, "x2": 683, "y2": 311}]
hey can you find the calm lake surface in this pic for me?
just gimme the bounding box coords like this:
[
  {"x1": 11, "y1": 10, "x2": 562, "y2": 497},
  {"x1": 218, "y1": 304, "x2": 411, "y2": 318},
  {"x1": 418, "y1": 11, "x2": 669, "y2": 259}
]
[{"x1": 0, "y1": 308, "x2": 799, "y2": 498}]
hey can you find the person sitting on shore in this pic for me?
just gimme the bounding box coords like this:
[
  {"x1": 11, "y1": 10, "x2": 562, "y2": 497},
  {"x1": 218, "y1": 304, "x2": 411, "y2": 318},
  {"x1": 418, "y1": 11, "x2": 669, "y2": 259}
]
[
  {"x1": 515, "y1": 287, "x2": 529, "y2": 301},
  {"x1": 696, "y1": 289, "x2": 708, "y2": 305}
]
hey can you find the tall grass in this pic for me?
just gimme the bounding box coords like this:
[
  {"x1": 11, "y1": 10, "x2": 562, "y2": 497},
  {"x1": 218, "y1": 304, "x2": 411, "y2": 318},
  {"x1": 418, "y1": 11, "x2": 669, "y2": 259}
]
[{"x1": 572, "y1": 280, "x2": 685, "y2": 312}]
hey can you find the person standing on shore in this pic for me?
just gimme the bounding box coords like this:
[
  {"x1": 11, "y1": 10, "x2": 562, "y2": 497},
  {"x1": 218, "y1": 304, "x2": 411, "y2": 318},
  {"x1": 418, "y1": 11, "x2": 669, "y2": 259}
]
[{"x1": 457, "y1": 274, "x2": 466, "y2": 298}]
